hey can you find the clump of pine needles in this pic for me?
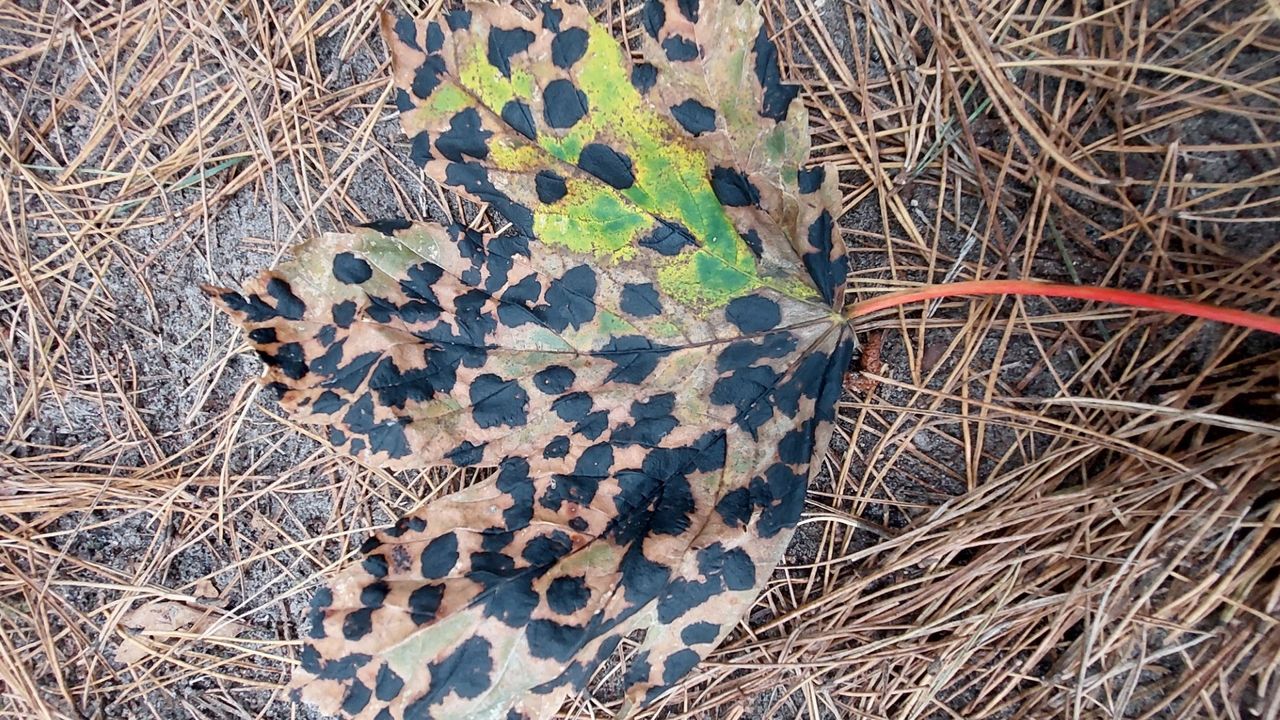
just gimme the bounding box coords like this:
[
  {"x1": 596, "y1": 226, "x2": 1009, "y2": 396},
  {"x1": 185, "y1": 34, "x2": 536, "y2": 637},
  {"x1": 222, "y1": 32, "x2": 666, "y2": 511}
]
[{"x1": 1, "y1": 1, "x2": 1277, "y2": 719}]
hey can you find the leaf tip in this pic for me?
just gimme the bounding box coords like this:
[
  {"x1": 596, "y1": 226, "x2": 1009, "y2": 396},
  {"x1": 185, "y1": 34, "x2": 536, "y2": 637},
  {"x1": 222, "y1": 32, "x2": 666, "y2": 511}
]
[{"x1": 202, "y1": 283, "x2": 245, "y2": 317}]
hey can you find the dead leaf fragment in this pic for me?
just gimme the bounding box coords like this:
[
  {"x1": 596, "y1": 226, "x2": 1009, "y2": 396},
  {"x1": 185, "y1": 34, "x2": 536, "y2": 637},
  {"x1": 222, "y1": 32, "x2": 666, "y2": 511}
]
[{"x1": 115, "y1": 599, "x2": 249, "y2": 664}]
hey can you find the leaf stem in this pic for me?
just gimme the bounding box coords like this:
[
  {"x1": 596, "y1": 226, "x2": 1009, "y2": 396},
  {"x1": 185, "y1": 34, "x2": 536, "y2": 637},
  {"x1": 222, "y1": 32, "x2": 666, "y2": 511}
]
[{"x1": 845, "y1": 279, "x2": 1280, "y2": 335}]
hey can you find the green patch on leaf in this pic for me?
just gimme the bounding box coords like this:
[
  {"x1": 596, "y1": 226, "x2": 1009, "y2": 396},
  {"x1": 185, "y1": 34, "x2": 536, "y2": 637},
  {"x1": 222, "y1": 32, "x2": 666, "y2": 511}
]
[
  {"x1": 531, "y1": 179, "x2": 646, "y2": 261},
  {"x1": 436, "y1": 5, "x2": 767, "y2": 307}
]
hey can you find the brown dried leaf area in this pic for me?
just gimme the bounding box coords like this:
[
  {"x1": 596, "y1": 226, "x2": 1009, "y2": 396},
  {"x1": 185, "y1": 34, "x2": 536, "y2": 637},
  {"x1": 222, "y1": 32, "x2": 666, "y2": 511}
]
[
  {"x1": 2, "y1": 0, "x2": 1278, "y2": 720},
  {"x1": 214, "y1": 222, "x2": 852, "y2": 718},
  {"x1": 116, "y1": 600, "x2": 250, "y2": 665}
]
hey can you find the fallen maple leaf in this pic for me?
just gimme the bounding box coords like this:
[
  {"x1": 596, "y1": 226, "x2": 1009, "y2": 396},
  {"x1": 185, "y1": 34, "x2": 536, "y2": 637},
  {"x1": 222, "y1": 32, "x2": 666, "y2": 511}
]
[{"x1": 210, "y1": 1, "x2": 849, "y2": 717}]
